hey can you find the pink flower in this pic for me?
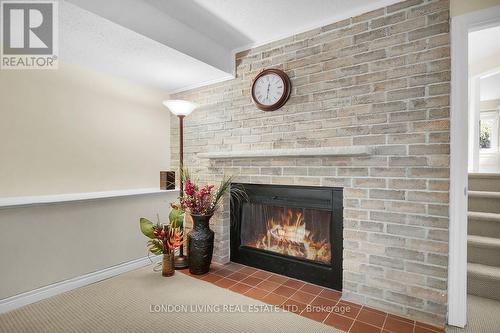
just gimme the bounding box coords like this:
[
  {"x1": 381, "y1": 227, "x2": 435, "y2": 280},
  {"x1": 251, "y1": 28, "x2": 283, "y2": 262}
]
[
  {"x1": 180, "y1": 180, "x2": 217, "y2": 215},
  {"x1": 184, "y1": 180, "x2": 196, "y2": 196}
]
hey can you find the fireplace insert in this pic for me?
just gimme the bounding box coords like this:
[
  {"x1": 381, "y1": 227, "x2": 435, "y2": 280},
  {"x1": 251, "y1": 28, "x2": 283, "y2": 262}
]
[{"x1": 230, "y1": 183, "x2": 343, "y2": 290}]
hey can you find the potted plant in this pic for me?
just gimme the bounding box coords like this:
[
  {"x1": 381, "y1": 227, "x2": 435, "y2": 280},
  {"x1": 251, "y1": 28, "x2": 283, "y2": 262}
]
[
  {"x1": 168, "y1": 203, "x2": 185, "y2": 258},
  {"x1": 180, "y1": 175, "x2": 245, "y2": 275},
  {"x1": 140, "y1": 215, "x2": 183, "y2": 277}
]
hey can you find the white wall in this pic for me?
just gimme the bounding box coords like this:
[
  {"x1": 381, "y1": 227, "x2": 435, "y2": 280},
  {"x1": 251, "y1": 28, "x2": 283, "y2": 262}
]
[
  {"x1": 451, "y1": 0, "x2": 500, "y2": 16},
  {"x1": 0, "y1": 63, "x2": 170, "y2": 197},
  {"x1": 0, "y1": 63, "x2": 177, "y2": 301}
]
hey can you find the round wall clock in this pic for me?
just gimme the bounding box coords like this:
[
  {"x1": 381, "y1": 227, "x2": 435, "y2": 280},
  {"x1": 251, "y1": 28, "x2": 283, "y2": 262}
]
[{"x1": 251, "y1": 68, "x2": 291, "y2": 111}]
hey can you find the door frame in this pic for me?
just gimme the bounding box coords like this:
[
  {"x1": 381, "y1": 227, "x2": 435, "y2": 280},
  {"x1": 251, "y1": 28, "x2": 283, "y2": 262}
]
[{"x1": 448, "y1": 5, "x2": 500, "y2": 327}]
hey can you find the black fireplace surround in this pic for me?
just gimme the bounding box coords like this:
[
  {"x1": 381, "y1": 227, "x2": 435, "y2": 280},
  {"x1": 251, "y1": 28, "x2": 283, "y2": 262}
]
[{"x1": 230, "y1": 183, "x2": 343, "y2": 291}]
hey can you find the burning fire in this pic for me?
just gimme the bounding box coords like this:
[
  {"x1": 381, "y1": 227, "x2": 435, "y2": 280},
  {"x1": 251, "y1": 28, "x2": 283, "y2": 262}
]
[{"x1": 248, "y1": 208, "x2": 331, "y2": 264}]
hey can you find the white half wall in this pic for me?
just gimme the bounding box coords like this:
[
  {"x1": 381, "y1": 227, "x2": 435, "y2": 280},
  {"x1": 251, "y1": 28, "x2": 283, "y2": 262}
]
[{"x1": 0, "y1": 191, "x2": 178, "y2": 300}]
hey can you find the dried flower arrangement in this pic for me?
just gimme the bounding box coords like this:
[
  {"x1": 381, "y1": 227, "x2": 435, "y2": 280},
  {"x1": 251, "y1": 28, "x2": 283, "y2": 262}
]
[{"x1": 180, "y1": 172, "x2": 246, "y2": 216}]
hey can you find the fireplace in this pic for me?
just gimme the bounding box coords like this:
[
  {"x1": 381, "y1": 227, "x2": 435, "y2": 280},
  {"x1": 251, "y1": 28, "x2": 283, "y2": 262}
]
[{"x1": 230, "y1": 183, "x2": 343, "y2": 290}]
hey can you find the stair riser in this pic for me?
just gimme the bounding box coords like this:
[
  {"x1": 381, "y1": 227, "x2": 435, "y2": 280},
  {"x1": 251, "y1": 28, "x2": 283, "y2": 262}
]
[
  {"x1": 468, "y1": 177, "x2": 500, "y2": 192},
  {"x1": 468, "y1": 276, "x2": 500, "y2": 301},
  {"x1": 468, "y1": 219, "x2": 500, "y2": 238},
  {"x1": 466, "y1": 176, "x2": 500, "y2": 302},
  {"x1": 468, "y1": 245, "x2": 500, "y2": 266},
  {"x1": 468, "y1": 197, "x2": 500, "y2": 214}
]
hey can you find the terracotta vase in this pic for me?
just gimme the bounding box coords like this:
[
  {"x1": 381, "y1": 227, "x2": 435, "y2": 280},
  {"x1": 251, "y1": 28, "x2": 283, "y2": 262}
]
[
  {"x1": 188, "y1": 214, "x2": 214, "y2": 275},
  {"x1": 162, "y1": 252, "x2": 175, "y2": 277}
]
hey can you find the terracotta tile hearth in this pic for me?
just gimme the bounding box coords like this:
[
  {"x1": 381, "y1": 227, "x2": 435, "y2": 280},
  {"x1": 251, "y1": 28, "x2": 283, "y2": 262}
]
[{"x1": 180, "y1": 262, "x2": 445, "y2": 333}]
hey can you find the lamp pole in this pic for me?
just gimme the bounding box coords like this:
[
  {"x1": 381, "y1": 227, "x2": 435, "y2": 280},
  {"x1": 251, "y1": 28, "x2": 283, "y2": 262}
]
[
  {"x1": 175, "y1": 114, "x2": 189, "y2": 268},
  {"x1": 179, "y1": 115, "x2": 184, "y2": 197},
  {"x1": 162, "y1": 100, "x2": 197, "y2": 270}
]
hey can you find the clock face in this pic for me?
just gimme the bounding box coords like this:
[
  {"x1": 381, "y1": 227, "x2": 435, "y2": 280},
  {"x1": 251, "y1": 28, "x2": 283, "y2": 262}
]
[
  {"x1": 253, "y1": 73, "x2": 285, "y2": 106},
  {"x1": 251, "y1": 68, "x2": 291, "y2": 111}
]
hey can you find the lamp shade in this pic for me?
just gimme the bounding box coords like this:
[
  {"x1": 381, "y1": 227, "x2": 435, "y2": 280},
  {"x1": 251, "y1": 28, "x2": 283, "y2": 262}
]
[{"x1": 162, "y1": 100, "x2": 198, "y2": 116}]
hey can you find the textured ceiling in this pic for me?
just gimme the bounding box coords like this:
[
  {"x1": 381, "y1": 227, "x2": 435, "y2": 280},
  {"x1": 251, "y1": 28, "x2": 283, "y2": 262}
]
[
  {"x1": 60, "y1": 1, "x2": 231, "y2": 91},
  {"x1": 189, "y1": 0, "x2": 401, "y2": 50},
  {"x1": 62, "y1": 0, "x2": 402, "y2": 92}
]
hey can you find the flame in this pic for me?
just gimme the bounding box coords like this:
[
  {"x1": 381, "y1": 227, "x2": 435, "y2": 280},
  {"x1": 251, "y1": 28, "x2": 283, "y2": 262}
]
[{"x1": 246, "y1": 208, "x2": 331, "y2": 264}]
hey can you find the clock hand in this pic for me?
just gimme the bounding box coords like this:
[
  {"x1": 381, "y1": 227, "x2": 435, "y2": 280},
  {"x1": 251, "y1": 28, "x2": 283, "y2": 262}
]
[{"x1": 266, "y1": 82, "x2": 270, "y2": 100}]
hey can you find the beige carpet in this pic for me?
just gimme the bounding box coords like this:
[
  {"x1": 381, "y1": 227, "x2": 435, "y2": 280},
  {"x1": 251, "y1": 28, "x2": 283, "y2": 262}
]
[
  {"x1": 446, "y1": 294, "x2": 500, "y2": 333},
  {"x1": 0, "y1": 265, "x2": 343, "y2": 333}
]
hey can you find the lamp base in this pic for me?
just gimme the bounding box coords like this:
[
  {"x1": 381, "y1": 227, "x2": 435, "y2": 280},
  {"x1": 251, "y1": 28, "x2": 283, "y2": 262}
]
[{"x1": 174, "y1": 255, "x2": 189, "y2": 269}]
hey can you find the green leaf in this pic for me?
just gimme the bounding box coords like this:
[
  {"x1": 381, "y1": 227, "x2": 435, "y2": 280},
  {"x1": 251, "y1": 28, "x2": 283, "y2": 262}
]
[
  {"x1": 140, "y1": 218, "x2": 155, "y2": 239},
  {"x1": 169, "y1": 207, "x2": 185, "y2": 228},
  {"x1": 147, "y1": 239, "x2": 163, "y2": 255}
]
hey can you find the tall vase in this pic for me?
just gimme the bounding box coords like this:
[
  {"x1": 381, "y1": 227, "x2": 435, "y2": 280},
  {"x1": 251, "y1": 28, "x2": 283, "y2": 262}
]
[
  {"x1": 188, "y1": 214, "x2": 214, "y2": 275},
  {"x1": 162, "y1": 252, "x2": 175, "y2": 277}
]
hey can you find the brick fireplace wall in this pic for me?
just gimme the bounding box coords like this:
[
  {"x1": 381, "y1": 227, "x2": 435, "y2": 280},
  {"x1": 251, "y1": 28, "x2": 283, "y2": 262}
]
[{"x1": 171, "y1": 0, "x2": 450, "y2": 325}]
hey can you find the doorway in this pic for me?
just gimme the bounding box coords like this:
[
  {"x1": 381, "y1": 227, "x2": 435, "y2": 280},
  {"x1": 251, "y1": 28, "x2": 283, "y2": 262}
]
[
  {"x1": 468, "y1": 25, "x2": 500, "y2": 173},
  {"x1": 449, "y1": 5, "x2": 500, "y2": 330}
]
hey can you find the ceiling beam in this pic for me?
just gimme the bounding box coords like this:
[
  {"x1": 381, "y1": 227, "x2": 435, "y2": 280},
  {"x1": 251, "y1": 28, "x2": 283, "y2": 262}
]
[{"x1": 66, "y1": 0, "x2": 234, "y2": 75}]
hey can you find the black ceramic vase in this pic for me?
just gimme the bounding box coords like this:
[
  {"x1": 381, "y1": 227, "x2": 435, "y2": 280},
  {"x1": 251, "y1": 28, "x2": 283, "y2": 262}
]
[{"x1": 188, "y1": 214, "x2": 214, "y2": 275}]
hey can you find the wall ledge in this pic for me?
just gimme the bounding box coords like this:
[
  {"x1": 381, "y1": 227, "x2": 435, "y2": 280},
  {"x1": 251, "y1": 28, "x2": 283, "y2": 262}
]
[
  {"x1": 0, "y1": 188, "x2": 178, "y2": 209},
  {"x1": 197, "y1": 146, "x2": 373, "y2": 159}
]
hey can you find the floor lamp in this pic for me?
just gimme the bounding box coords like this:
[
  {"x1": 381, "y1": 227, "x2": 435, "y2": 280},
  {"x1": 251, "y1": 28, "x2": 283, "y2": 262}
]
[{"x1": 163, "y1": 99, "x2": 198, "y2": 269}]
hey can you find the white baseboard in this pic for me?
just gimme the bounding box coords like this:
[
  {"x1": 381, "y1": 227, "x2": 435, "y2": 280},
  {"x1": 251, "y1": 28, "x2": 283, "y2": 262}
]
[{"x1": 0, "y1": 255, "x2": 161, "y2": 314}]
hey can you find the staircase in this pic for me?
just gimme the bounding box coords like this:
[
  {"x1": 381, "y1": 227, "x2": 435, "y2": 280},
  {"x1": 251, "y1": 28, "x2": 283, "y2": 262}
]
[{"x1": 468, "y1": 173, "x2": 500, "y2": 301}]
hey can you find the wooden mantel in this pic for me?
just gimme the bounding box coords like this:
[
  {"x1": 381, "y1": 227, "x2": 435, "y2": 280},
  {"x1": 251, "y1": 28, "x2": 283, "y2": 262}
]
[{"x1": 197, "y1": 146, "x2": 373, "y2": 159}]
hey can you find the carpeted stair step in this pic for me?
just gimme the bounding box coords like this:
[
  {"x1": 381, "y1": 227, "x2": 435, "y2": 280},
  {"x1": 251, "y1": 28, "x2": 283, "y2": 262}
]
[
  {"x1": 469, "y1": 173, "x2": 500, "y2": 192},
  {"x1": 467, "y1": 263, "x2": 500, "y2": 301},
  {"x1": 468, "y1": 235, "x2": 500, "y2": 267},
  {"x1": 468, "y1": 191, "x2": 500, "y2": 214},
  {"x1": 468, "y1": 212, "x2": 500, "y2": 238}
]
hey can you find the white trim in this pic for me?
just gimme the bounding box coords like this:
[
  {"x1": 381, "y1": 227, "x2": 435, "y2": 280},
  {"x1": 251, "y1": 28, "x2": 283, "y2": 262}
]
[
  {"x1": 449, "y1": 15, "x2": 469, "y2": 326},
  {"x1": 481, "y1": 68, "x2": 500, "y2": 78},
  {"x1": 0, "y1": 255, "x2": 162, "y2": 314},
  {"x1": 449, "y1": 5, "x2": 500, "y2": 328},
  {"x1": 469, "y1": 75, "x2": 481, "y2": 172},
  {"x1": 0, "y1": 188, "x2": 178, "y2": 209},
  {"x1": 168, "y1": 74, "x2": 235, "y2": 95}
]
